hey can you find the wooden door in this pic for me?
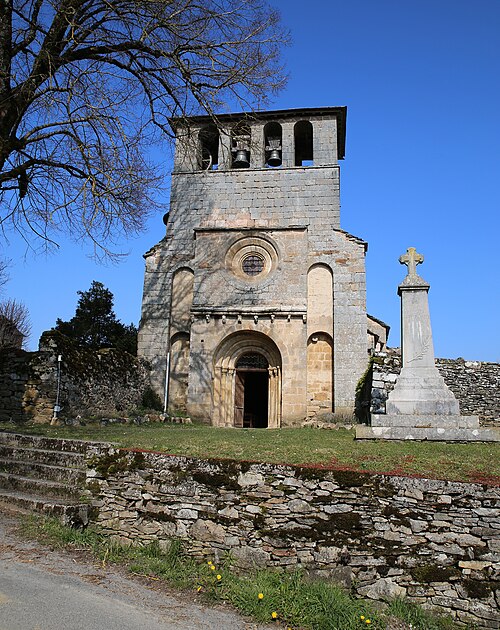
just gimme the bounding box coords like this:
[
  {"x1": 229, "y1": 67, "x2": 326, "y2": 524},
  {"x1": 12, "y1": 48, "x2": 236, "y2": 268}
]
[{"x1": 234, "y1": 371, "x2": 245, "y2": 427}]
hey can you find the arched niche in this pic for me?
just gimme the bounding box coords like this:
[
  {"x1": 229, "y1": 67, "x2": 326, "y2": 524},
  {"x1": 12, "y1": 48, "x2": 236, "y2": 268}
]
[
  {"x1": 307, "y1": 263, "x2": 333, "y2": 333},
  {"x1": 306, "y1": 332, "x2": 333, "y2": 418},
  {"x1": 212, "y1": 331, "x2": 282, "y2": 428},
  {"x1": 294, "y1": 120, "x2": 314, "y2": 166},
  {"x1": 168, "y1": 332, "x2": 190, "y2": 413},
  {"x1": 170, "y1": 267, "x2": 194, "y2": 333}
]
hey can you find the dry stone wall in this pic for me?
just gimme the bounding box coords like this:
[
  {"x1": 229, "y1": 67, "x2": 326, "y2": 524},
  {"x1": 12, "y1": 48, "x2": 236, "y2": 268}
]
[
  {"x1": 87, "y1": 447, "x2": 500, "y2": 628},
  {"x1": 370, "y1": 349, "x2": 500, "y2": 427},
  {"x1": 0, "y1": 349, "x2": 44, "y2": 423},
  {"x1": 0, "y1": 331, "x2": 150, "y2": 423}
]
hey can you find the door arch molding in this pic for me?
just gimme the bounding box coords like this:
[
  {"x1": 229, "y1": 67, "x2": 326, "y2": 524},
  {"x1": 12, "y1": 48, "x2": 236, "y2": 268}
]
[{"x1": 212, "y1": 332, "x2": 282, "y2": 428}]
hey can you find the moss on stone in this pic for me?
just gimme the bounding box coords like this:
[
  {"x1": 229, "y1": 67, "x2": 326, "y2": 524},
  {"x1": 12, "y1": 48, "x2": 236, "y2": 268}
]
[
  {"x1": 259, "y1": 511, "x2": 361, "y2": 544},
  {"x1": 463, "y1": 579, "x2": 494, "y2": 599},
  {"x1": 329, "y1": 469, "x2": 370, "y2": 487},
  {"x1": 252, "y1": 513, "x2": 266, "y2": 530},
  {"x1": 410, "y1": 564, "x2": 460, "y2": 583},
  {"x1": 329, "y1": 511, "x2": 362, "y2": 531},
  {"x1": 86, "y1": 479, "x2": 101, "y2": 496},
  {"x1": 88, "y1": 450, "x2": 146, "y2": 479},
  {"x1": 191, "y1": 471, "x2": 240, "y2": 491},
  {"x1": 295, "y1": 466, "x2": 328, "y2": 482}
]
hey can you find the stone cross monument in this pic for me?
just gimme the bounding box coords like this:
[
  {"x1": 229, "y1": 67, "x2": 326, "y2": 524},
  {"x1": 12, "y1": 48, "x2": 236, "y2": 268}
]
[
  {"x1": 399, "y1": 246, "x2": 423, "y2": 278},
  {"x1": 357, "y1": 248, "x2": 499, "y2": 441}
]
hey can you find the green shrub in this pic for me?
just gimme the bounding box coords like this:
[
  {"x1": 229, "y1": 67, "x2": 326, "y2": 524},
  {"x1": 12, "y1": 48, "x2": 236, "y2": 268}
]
[{"x1": 141, "y1": 387, "x2": 163, "y2": 411}]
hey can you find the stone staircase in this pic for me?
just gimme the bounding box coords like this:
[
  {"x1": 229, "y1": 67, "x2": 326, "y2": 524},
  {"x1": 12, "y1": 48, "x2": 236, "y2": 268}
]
[{"x1": 0, "y1": 431, "x2": 109, "y2": 527}]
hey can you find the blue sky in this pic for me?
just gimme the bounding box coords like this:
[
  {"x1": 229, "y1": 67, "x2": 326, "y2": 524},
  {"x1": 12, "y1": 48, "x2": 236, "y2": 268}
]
[{"x1": 3, "y1": 0, "x2": 499, "y2": 361}]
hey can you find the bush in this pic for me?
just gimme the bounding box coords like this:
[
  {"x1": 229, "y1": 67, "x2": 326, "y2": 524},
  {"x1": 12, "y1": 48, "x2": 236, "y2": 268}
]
[{"x1": 141, "y1": 387, "x2": 163, "y2": 411}]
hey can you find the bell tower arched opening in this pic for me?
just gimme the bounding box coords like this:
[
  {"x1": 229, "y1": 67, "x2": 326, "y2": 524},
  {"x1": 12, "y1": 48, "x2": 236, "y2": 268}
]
[{"x1": 213, "y1": 332, "x2": 282, "y2": 428}]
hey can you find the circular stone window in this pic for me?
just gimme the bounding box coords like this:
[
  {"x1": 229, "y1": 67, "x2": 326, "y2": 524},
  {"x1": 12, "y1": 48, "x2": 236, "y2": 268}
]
[
  {"x1": 242, "y1": 254, "x2": 265, "y2": 276},
  {"x1": 225, "y1": 236, "x2": 278, "y2": 282}
]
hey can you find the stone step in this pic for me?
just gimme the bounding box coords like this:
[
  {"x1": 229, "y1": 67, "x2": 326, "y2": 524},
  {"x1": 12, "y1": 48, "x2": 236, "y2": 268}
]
[
  {"x1": 0, "y1": 444, "x2": 86, "y2": 468},
  {"x1": 0, "y1": 471, "x2": 85, "y2": 501},
  {"x1": 370, "y1": 414, "x2": 480, "y2": 429},
  {"x1": 0, "y1": 457, "x2": 86, "y2": 484},
  {"x1": 0, "y1": 431, "x2": 111, "y2": 454},
  {"x1": 356, "y1": 425, "x2": 500, "y2": 442},
  {"x1": 0, "y1": 490, "x2": 91, "y2": 528}
]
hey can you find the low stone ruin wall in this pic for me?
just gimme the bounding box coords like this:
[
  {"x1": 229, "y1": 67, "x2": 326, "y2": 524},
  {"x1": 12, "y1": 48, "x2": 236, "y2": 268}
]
[
  {"x1": 370, "y1": 350, "x2": 500, "y2": 427},
  {"x1": 0, "y1": 330, "x2": 150, "y2": 424},
  {"x1": 87, "y1": 447, "x2": 500, "y2": 628},
  {"x1": 0, "y1": 349, "x2": 45, "y2": 423}
]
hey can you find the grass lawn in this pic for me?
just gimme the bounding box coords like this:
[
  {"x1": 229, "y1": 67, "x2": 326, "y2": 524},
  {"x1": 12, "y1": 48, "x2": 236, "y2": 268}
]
[{"x1": 2, "y1": 421, "x2": 499, "y2": 484}]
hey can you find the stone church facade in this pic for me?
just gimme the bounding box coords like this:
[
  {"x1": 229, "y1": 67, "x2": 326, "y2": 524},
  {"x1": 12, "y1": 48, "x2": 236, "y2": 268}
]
[{"x1": 138, "y1": 107, "x2": 378, "y2": 427}]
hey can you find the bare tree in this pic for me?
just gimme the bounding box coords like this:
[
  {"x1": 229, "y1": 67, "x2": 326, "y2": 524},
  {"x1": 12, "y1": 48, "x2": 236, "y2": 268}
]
[
  {"x1": 0, "y1": 0, "x2": 288, "y2": 257},
  {"x1": 0, "y1": 297, "x2": 31, "y2": 348}
]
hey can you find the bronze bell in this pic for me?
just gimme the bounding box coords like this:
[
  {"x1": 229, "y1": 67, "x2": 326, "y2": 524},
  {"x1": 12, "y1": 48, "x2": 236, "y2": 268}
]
[
  {"x1": 267, "y1": 148, "x2": 282, "y2": 167},
  {"x1": 233, "y1": 149, "x2": 250, "y2": 168}
]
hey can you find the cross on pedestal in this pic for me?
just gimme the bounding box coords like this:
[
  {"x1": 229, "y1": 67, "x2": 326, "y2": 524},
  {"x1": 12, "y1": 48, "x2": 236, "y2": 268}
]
[{"x1": 399, "y1": 247, "x2": 424, "y2": 277}]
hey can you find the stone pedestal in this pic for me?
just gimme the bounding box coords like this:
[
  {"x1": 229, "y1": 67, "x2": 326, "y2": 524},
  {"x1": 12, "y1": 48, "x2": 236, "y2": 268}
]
[{"x1": 357, "y1": 247, "x2": 499, "y2": 442}]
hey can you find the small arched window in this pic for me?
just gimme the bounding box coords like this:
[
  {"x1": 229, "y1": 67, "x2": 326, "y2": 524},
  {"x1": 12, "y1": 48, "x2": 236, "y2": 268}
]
[
  {"x1": 263, "y1": 122, "x2": 282, "y2": 167},
  {"x1": 294, "y1": 120, "x2": 314, "y2": 166},
  {"x1": 198, "y1": 125, "x2": 219, "y2": 170}
]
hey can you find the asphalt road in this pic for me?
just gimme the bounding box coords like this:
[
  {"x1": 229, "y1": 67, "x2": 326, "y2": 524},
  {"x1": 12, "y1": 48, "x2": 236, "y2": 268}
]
[{"x1": 0, "y1": 510, "x2": 271, "y2": 630}]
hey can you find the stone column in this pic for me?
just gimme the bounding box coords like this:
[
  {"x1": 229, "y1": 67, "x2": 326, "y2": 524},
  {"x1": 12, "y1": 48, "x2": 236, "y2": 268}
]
[
  {"x1": 212, "y1": 366, "x2": 222, "y2": 426},
  {"x1": 276, "y1": 366, "x2": 282, "y2": 427},
  {"x1": 250, "y1": 121, "x2": 265, "y2": 168},
  {"x1": 281, "y1": 122, "x2": 295, "y2": 168},
  {"x1": 268, "y1": 367, "x2": 281, "y2": 428},
  {"x1": 218, "y1": 128, "x2": 232, "y2": 171},
  {"x1": 225, "y1": 368, "x2": 235, "y2": 427}
]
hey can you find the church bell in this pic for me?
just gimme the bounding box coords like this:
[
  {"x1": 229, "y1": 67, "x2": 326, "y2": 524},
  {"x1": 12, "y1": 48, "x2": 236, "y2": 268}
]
[
  {"x1": 265, "y1": 136, "x2": 282, "y2": 167},
  {"x1": 267, "y1": 148, "x2": 282, "y2": 167},
  {"x1": 233, "y1": 149, "x2": 250, "y2": 168}
]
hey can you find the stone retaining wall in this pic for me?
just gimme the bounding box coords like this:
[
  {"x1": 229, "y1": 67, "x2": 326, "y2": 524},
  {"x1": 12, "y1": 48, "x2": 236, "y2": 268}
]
[
  {"x1": 370, "y1": 350, "x2": 500, "y2": 427},
  {"x1": 87, "y1": 447, "x2": 500, "y2": 628},
  {"x1": 0, "y1": 330, "x2": 150, "y2": 423}
]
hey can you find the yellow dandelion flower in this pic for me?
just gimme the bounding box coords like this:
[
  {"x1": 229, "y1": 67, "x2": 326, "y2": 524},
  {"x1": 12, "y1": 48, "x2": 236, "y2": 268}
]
[
  {"x1": 216, "y1": 574, "x2": 222, "y2": 580},
  {"x1": 210, "y1": 565, "x2": 216, "y2": 570},
  {"x1": 207, "y1": 561, "x2": 213, "y2": 565},
  {"x1": 360, "y1": 616, "x2": 365, "y2": 620},
  {"x1": 366, "y1": 620, "x2": 371, "y2": 625},
  {"x1": 271, "y1": 611, "x2": 278, "y2": 619},
  {"x1": 258, "y1": 593, "x2": 264, "y2": 600}
]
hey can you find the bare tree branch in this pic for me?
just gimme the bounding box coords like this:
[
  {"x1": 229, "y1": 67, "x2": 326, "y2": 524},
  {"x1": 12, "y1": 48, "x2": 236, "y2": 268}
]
[
  {"x1": 0, "y1": 257, "x2": 9, "y2": 293},
  {"x1": 0, "y1": 0, "x2": 289, "y2": 257}
]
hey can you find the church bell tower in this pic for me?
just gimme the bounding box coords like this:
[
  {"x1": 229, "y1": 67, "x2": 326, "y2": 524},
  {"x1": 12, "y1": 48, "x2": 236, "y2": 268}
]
[{"x1": 139, "y1": 107, "x2": 368, "y2": 426}]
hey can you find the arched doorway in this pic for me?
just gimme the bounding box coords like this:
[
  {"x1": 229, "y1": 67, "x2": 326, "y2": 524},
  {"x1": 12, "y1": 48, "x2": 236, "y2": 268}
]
[
  {"x1": 235, "y1": 353, "x2": 269, "y2": 428},
  {"x1": 213, "y1": 332, "x2": 282, "y2": 428}
]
